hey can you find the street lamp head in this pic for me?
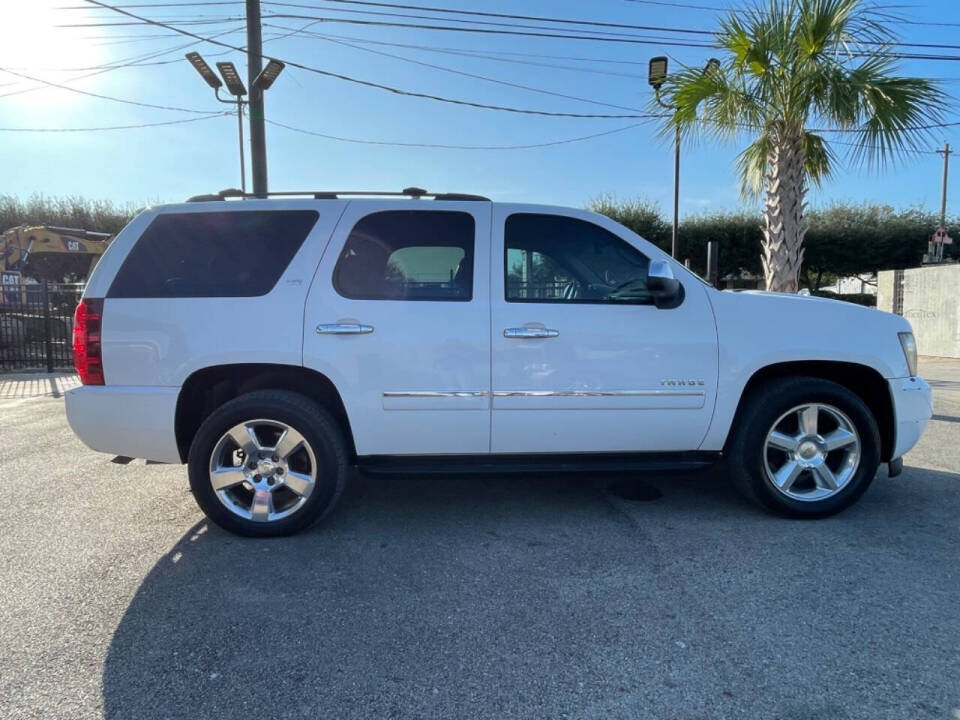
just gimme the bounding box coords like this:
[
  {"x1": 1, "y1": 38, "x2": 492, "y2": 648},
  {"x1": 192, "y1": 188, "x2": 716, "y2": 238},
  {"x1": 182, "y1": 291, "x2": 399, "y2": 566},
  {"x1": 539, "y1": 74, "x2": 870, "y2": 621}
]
[
  {"x1": 216, "y1": 61, "x2": 247, "y2": 97},
  {"x1": 253, "y1": 58, "x2": 285, "y2": 91},
  {"x1": 185, "y1": 52, "x2": 221, "y2": 90},
  {"x1": 648, "y1": 56, "x2": 668, "y2": 90}
]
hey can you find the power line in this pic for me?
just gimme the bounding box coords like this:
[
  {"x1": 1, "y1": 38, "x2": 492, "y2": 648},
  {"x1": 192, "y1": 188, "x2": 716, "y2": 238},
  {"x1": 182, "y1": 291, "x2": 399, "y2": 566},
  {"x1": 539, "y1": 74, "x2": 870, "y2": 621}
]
[
  {"x1": 163, "y1": 0, "x2": 960, "y2": 50},
  {"x1": 71, "y1": 2, "x2": 960, "y2": 55},
  {"x1": 0, "y1": 113, "x2": 231, "y2": 132},
  {"x1": 624, "y1": 0, "x2": 729, "y2": 10},
  {"x1": 60, "y1": 1, "x2": 243, "y2": 6},
  {"x1": 81, "y1": 0, "x2": 665, "y2": 118},
  {"x1": 264, "y1": 24, "x2": 649, "y2": 79},
  {"x1": 233, "y1": 12, "x2": 960, "y2": 58},
  {"x1": 68, "y1": 0, "x2": 960, "y2": 36},
  {"x1": 313, "y1": 34, "x2": 644, "y2": 111},
  {"x1": 74, "y1": 0, "x2": 716, "y2": 35},
  {"x1": 60, "y1": 16, "x2": 248, "y2": 27},
  {"x1": 69, "y1": 14, "x2": 715, "y2": 47},
  {"x1": 254, "y1": 13, "x2": 715, "y2": 47},
  {"x1": 0, "y1": 67, "x2": 223, "y2": 113},
  {"x1": 267, "y1": 118, "x2": 650, "y2": 148},
  {"x1": 71, "y1": 1, "x2": 960, "y2": 128},
  {"x1": 0, "y1": 22, "x2": 306, "y2": 98}
]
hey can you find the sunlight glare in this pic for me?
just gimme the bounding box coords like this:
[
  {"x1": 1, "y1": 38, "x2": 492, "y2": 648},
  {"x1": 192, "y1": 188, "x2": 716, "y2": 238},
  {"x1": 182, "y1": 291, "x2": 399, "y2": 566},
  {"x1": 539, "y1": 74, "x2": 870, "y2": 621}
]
[{"x1": 0, "y1": 0, "x2": 107, "y2": 99}]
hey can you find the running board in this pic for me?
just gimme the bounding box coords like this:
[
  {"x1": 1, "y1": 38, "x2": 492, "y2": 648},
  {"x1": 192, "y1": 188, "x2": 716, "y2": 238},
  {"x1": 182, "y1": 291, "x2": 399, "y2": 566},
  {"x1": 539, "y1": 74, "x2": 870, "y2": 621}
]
[{"x1": 356, "y1": 452, "x2": 720, "y2": 476}]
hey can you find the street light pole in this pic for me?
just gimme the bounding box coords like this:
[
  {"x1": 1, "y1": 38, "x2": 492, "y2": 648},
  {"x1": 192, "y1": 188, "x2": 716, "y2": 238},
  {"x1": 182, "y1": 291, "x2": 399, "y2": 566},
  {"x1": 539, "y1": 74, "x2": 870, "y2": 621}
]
[
  {"x1": 186, "y1": 52, "x2": 247, "y2": 192},
  {"x1": 186, "y1": 53, "x2": 283, "y2": 194},
  {"x1": 236, "y1": 98, "x2": 246, "y2": 194},
  {"x1": 647, "y1": 56, "x2": 720, "y2": 262},
  {"x1": 672, "y1": 126, "x2": 680, "y2": 259}
]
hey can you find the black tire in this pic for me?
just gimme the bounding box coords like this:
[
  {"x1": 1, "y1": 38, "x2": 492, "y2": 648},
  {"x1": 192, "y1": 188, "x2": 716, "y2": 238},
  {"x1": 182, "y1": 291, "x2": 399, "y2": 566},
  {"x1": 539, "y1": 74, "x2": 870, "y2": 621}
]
[
  {"x1": 726, "y1": 376, "x2": 881, "y2": 519},
  {"x1": 187, "y1": 390, "x2": 348, "y2": 537}
]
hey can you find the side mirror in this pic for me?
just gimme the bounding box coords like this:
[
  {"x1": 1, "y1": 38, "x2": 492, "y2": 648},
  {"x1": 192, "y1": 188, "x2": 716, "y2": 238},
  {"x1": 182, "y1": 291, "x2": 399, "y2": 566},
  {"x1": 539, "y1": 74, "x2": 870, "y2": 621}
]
[{"x1": 647, "y1": 260, "x2": 683, "y2": 309}]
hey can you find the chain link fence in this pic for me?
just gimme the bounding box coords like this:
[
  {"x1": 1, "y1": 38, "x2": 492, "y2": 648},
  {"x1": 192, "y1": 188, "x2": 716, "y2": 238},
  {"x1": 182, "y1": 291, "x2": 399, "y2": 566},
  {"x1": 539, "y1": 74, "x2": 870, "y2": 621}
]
[{"x1": 0, "y1": 282, "x2": 83, "y2": 372}]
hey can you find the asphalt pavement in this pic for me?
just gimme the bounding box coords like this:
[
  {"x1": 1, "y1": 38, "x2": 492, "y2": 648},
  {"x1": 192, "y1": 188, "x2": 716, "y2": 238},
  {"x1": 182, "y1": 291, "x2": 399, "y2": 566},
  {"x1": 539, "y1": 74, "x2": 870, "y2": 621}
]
[{"x1": 1, "y1": 360, "x2": 958, "y2": 720}]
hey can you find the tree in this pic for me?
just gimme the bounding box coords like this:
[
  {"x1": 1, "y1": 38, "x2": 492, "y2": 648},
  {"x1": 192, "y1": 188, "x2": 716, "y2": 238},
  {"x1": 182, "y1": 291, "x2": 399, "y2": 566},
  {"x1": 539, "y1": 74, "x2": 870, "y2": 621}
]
[{"x1": 659, "y1": 0, "x2": 945, "y2": 292}]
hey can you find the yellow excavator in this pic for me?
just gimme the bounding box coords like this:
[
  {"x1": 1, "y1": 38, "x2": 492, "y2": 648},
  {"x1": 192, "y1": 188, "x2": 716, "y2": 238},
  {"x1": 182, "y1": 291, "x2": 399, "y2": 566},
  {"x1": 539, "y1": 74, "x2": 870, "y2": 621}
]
[{"x1": 1, "y1": 225, "x2": 113, "y2": 305}]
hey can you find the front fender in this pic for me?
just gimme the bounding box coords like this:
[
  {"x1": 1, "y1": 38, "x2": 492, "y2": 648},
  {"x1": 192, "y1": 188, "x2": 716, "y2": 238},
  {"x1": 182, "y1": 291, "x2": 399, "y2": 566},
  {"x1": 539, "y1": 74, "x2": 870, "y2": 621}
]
[{"x1": 698, "y1": 290, "x2": 911, "y2": 451}]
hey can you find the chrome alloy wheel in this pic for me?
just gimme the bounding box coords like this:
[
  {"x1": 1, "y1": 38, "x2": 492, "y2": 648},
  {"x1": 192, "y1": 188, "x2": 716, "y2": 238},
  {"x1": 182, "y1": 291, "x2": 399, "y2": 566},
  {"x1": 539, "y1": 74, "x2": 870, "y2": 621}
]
[
  {"x1": 762, "y1": 403, "x2": 861, "y2": 502},
  {"x1": 209, "y1": 419, "x2": 318, "y2": 522}
]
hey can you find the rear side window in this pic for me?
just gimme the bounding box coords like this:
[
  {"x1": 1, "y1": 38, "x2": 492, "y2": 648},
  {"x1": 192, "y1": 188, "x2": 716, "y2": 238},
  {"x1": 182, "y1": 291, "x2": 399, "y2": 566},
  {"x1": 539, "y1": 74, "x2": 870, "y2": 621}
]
[
  {"x1": 333, "y1": 210, "x2": 475, "y2": 301},
  {"x1": 108, "y1": 210, "x2": 318, "y2": 298}
]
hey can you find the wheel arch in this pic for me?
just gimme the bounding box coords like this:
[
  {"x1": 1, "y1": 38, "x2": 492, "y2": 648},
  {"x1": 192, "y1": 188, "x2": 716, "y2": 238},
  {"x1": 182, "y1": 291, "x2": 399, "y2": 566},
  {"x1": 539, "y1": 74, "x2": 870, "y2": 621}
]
[
  {"x1": 724, "y1": 360, "x2": 895, "y2": 461},
  {"x1": 174, "y1": 363, "x2": 355, "y2": 463}
]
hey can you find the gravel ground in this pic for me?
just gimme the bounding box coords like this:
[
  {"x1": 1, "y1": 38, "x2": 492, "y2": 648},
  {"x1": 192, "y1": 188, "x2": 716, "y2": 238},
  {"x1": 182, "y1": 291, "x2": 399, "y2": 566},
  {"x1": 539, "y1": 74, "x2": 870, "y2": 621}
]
[{"x1": 0, "y1": 360, "x2": 958, "y2": 720}]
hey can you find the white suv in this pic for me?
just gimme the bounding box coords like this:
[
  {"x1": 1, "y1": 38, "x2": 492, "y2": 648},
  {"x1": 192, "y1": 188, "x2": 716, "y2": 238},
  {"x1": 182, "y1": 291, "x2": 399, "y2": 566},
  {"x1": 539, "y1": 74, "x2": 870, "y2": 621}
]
[{"x1": 65, "y1": 188, "x2": 932, "y2": 536}]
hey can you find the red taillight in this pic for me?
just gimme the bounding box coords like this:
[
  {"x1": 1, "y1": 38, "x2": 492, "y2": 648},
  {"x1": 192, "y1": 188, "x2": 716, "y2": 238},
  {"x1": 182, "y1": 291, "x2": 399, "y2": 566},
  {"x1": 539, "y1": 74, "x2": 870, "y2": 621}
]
[{"x1": 73, "y1": 298, "x2": 104, "y2": 385}]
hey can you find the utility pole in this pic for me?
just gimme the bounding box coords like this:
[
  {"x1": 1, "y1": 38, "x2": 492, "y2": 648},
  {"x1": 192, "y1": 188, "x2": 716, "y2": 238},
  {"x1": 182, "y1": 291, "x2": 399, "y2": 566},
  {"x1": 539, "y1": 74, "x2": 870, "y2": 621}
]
[
  {"x1": 246, "y1": 0, "x2": 268, "y2": 197},
  {"x1": 672, "y1": 127, "x2": 680, "y2": 259},
  {"x1": 934, "y1": 142, "x2": 952, "y2": 263},
  {"x1": 937, "y1": 142, "x2": 951, "y2": 229}
]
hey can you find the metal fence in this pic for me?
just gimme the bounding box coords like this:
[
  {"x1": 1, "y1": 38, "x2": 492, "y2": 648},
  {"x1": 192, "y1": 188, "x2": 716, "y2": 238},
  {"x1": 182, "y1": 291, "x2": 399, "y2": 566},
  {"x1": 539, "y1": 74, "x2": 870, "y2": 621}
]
[{"x1": 0, "y1": 282, "x2": 84, "y2": 372}]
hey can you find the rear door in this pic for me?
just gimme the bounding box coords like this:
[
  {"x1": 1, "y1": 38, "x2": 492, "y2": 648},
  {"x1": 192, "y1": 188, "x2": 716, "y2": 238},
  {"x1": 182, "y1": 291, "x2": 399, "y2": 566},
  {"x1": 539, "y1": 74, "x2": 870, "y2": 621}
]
[
  {"x1": 490, "y1": 205, "x2": 718, "y2": 454},
  {"x1": 303, "y1": 200, "x2": 492, "y2": 456}
]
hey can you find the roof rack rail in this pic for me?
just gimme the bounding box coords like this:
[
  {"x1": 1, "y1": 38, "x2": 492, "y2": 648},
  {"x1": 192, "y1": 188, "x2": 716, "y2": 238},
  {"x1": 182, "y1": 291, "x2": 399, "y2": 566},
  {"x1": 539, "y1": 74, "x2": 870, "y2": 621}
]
[{"x1": 186, "y1": 187, "x2": 490, "y2": 202}]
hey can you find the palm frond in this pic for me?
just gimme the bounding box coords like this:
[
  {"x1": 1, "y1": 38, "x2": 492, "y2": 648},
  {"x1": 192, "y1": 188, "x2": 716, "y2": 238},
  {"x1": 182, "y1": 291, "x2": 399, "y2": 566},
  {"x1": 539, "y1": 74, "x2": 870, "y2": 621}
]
[
  {"x1": 736, "y1": 133, "x2": 775, "y2": 197},
  {"x1": 849, "y1": 75, "x2": 946, "y2": 168},
  {"x1": 651, "y1": 0, "x2": 952, "y2": 190},
  {"x1": 802, "y1": 131, "x2": 837, "y2": 185}
]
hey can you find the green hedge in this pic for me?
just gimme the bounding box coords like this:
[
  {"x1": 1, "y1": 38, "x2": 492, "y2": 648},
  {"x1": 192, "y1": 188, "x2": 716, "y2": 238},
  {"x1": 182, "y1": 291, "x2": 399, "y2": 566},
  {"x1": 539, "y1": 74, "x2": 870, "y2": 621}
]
[
  {"x1": 1, "y1": 194, "x2": 139, "y2": 236},
  {"x1": 810, "y1": 290, "x2": 877, "y2": 307},
  {"x1": 590, "y1": 196, "x2": 958, "y2": 288}
]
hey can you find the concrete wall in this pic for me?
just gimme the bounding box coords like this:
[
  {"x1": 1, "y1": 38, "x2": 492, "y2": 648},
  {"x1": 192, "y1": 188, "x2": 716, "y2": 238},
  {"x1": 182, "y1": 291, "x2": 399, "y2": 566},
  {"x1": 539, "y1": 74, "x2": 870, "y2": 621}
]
[{"x1": 878, "y1": 264, "x2": 960, "y2": 358}]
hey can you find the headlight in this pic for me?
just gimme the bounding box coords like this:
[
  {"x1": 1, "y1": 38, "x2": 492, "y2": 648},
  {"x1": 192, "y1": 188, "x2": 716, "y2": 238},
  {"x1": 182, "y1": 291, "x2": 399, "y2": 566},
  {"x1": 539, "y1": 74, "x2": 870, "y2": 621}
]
[{"x1": 898, "y1": 332, "x2": 918, "y2": 377}]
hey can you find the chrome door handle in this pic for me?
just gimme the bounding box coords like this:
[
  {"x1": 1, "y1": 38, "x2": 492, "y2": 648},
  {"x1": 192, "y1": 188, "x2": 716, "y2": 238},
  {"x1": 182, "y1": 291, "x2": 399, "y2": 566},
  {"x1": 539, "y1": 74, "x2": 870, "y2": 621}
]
[
  {"x1": 316, "y1": 323, "x2": 374, "y2": 335},
  {"x1": 503, "y1": 327, "x2": 559, "y2": 339}
]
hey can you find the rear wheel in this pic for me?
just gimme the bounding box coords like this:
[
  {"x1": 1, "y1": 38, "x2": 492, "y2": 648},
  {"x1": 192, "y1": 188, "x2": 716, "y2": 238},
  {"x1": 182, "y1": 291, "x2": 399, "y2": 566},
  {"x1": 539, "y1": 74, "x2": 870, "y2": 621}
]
[
  {"x1": 726, "y1": 377, "x2": 881, "y2": 518},
  {"x1": 187, "y1": 390, "x2": 347, "y2": 537}
]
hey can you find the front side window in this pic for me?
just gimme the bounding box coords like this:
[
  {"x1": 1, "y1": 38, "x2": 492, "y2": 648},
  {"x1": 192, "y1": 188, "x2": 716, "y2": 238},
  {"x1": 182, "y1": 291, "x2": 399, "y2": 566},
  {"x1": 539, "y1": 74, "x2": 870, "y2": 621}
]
[
  {"x1": 334, "y1": 210, "x2": 475, "y2": 301},
  {"x1": 505, "y1": 213, "x2": 652, "y2": 304},
  {"x1": 108, "y1": 210, "x2": 318, "y2": 298}
]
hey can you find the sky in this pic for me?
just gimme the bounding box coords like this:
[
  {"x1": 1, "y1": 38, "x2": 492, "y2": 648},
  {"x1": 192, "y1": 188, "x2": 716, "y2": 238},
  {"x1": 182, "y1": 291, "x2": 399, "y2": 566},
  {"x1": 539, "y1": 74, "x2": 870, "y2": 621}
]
[{"x1": 1, "y1": 0, "x2": 959, "y2": 218}]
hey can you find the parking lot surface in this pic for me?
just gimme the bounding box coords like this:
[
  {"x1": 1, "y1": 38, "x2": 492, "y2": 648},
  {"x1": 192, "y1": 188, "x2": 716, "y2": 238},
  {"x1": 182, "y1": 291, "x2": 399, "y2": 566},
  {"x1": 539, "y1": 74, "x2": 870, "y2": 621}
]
[{"x1": 1, "y1": 360, "x2": 958, "y2": 720}]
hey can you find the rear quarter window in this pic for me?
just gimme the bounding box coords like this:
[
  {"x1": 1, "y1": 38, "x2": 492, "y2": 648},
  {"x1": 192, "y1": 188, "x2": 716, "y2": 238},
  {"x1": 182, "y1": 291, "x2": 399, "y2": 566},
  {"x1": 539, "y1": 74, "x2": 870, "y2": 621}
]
[
  {"x1": 332, "y1": 210, "x2": 475, "y2": 301},
  {"x1": 107, "y1": 210, "x2": 318, "y2": 298}
]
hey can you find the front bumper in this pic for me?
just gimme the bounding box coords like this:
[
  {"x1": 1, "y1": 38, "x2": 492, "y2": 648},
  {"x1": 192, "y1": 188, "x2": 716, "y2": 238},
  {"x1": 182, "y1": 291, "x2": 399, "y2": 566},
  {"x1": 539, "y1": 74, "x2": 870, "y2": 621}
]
[
  {"x1": 65, "y1": 385, "x2": 181, "y2": 463},
  {"x1": 888, "y1": 376, "x2": 933, "y2": 460}
]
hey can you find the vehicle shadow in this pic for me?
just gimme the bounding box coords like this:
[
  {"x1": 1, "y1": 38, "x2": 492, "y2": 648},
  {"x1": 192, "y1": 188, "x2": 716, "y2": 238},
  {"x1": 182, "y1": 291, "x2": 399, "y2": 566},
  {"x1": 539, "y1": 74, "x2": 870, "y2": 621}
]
[{"x1": 101, "y1": 464, "x2": 960, "y2": 720}]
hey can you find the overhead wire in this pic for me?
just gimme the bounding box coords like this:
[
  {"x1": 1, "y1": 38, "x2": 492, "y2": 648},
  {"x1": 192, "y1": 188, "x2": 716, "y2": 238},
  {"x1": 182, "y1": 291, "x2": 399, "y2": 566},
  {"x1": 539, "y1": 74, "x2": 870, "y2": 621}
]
[
  {"x1": 0, "y1": 24, "x2": 246, "y2": 99},
  {"x1": 0, "y1": 20, "x2": 315, "y2": 97},
  {"x1": 0, "y1": 67, "x2": 224, "y2": 113},
  {"x1": 263, "y1": 25, "x2": 650, "y2": 79},
  {"x1": 79, "y1": 0, "x2": 666, "y2": 118},
  {"x1": 0, "y1": 114, "x2": 231, "y2": 132},
  {"x1": 311, "y1": 34, "x2": 646, "y2": 111},
  {"x1": 266, "y1": 118, "x2": 652, "y2": 148}
]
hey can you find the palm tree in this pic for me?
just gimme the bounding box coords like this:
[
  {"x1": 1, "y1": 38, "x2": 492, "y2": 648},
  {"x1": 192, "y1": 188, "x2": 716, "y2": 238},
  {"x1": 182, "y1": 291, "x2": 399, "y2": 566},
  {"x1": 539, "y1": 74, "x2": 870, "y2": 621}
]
[{"x1": 660, "y1": 0, "x2": 945, "y2": 292}]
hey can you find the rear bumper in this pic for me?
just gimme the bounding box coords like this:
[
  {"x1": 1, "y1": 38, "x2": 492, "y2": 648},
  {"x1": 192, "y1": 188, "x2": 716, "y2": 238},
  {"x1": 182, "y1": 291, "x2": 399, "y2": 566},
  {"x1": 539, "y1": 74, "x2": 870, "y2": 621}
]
[
  {"x1": 65, "y1": 385, "x2": 181, "y2": 463},
  {"x1": 888, "y1": 376, "x2": 933, "y2": 460}
]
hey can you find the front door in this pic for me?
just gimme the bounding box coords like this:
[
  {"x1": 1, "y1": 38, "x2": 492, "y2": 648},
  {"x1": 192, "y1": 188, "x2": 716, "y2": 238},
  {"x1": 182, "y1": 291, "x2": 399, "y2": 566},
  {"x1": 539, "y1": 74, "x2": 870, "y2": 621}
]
[
  {"x1": 303, "y1": 200, "x2": 491, "y2": 456},
  {"x1": 489, "y1": 206, "x2": 718, "y2": 454}
]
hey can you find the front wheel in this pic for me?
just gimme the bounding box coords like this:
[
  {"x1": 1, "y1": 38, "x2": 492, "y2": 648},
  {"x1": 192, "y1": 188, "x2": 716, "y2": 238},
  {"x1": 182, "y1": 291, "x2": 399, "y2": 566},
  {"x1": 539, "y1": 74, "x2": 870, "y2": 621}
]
[
  {"x1": 187, "y1": 390, "x2": 348, "y2": 537},
  {"x1": 726, "y1": 377, "x2": 881, "y2": 518}
]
